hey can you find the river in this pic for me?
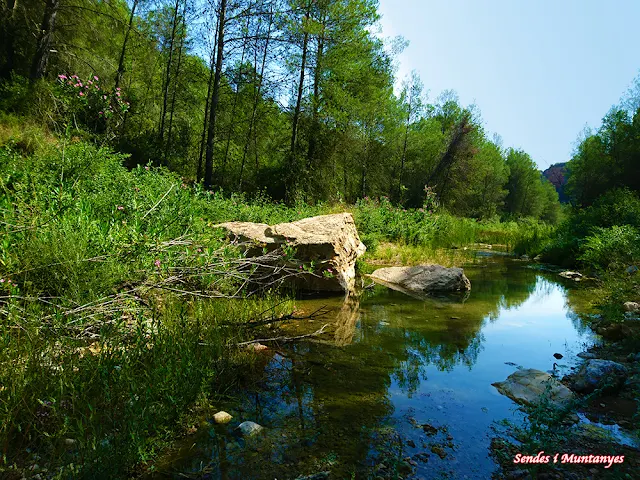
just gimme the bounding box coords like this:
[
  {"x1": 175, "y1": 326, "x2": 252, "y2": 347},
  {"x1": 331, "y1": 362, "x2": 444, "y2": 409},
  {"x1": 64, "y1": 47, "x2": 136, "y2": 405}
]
[{"x1": 151, "y1": 252, "x2": 598, "y2": 479}]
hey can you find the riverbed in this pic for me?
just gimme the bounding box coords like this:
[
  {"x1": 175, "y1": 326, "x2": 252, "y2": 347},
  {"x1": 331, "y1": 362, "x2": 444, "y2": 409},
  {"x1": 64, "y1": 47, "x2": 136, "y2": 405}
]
[{"x1": 151, "y1": 254, "x2": 601, "y2": 479}]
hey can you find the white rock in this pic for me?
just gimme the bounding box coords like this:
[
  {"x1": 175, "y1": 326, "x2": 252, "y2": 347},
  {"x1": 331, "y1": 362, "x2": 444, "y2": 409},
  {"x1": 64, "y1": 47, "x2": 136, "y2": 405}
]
[
  {"x1": 213, "y1": 411, "x2": 233, "y2": 424},
  {"x1": 216, "y1": 213, "x2": 366, "y2": 292}
]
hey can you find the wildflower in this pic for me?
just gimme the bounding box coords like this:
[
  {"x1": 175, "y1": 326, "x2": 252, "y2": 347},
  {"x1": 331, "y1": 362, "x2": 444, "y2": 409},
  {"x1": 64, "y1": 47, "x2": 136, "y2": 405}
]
[
  {"x1": 79, "y1": 92, "x2": 84, "y2": 96},
  {"x1": 94, "y1": 75, "x2": 99, "y2": 81},
  {"x1": 99, "y1": 111, "x2": 103, "y2": 115},
  {"x1": 145, "y1": 166, "x2": 150, "y2": 171},
  {"x1": 116, "y1": 205, "x2": 124, "y2": 211},
  {"x1": 0, "y1": 279, "x2": 4, "y2": 283},
  {"x1": 196, "y1": 248, "x2": 202, "y2": 253},
  {"x1": 103, "y1": 95, "x2": 107, "y2": 100},
  {"x1": 154, "y1": 259, "x2": 161, "y2": 268},
  {"x1": 58, "y1": 74, "x2": 67, "y2": 80}
]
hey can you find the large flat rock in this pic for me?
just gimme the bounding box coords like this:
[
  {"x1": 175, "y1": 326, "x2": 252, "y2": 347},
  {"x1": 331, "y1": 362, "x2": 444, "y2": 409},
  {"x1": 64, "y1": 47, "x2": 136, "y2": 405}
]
[
  {"x1": 369, "y1": 265, "x2": 471, "y2": 297},
  {"x1": 216, "y1": 213, "x2": 366, "y2": 292},
  {"x1": 492, "y1": 369, "x2": 575, "y2": 407}
]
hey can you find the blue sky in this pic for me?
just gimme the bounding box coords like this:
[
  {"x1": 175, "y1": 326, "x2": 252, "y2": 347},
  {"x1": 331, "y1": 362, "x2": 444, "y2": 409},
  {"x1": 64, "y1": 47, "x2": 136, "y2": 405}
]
[{"x1": 378, "y1": 0, "x2": 640, "y2": 169}]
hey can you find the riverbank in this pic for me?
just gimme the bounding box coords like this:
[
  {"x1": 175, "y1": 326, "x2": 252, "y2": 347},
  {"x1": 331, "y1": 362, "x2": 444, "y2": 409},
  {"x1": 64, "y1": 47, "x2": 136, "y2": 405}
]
[{"x1": 490, "y1": 284, "x2": 640, "y2": 479}]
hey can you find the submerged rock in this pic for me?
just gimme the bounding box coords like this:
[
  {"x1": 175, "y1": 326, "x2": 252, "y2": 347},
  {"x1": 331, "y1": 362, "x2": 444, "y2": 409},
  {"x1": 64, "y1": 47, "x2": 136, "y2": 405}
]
[
  {"x1": 369, "y1": 265, "x2": 471, "y2": 297},
  {"x1": 566, "y1": 359, "x2": 628, "y2": 394},
  {"x1": 492, "y1": 369, "x2": 574, "y2": 407},
  {"x1": 213, "y1": 411, "x2": 233, "y2": 424},
  {"x1": 216, "y1": 213, "x2": 366, "y2": 292},
  {"x1": 237, "y1": 421, "x2": 263, "y2": 436},
  {"x1": 559, "y1": 271, "x2": 583, "y2": 281}
]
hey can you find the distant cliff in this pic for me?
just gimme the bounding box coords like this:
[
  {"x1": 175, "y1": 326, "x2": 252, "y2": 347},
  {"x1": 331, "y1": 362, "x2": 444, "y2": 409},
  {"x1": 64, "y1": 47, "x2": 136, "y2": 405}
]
[{"x1": 543, "y1": 163, "x2": 569, "y2": 202}]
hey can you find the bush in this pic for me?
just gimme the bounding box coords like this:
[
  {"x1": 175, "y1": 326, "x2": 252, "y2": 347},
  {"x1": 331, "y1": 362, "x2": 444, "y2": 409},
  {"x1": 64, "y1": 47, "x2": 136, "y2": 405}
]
[{"x1": 579, "y1": 225, "x2": 640, "y2": 273}]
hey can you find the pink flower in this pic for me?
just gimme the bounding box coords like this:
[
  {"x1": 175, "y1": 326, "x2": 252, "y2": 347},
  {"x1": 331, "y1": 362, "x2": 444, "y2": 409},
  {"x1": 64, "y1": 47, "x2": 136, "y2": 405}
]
[
  {"x1": 79, "y1": 92, "x2": 84, "y2": 96},
  {"x1": 58, "y1": 74, "x2": 67, "y2": 80},
  {"x1": 154, "y1": 259, "x2": 161, "y2": 268},
  {"x1": 78, "y1": 82, "x2": 83, "y2": 87},
  {"x1": 116, "y1": 205, "x2": 124, "y2": 211},
  {"x1": 145, "y1": 166, "x2": 150, "y2": 171},
  {"x1": 0, "y1": 279, "x2": 4, "y2": 283},
  {"x1": 103, "y1": 95, "x2": 107, "y2": 100},
  {"x1": 99, "y1": 111, "x2": 103, "y2": 115},
  {"x1": 93, "y1": 75, "x2": 99, "y2": 81}
]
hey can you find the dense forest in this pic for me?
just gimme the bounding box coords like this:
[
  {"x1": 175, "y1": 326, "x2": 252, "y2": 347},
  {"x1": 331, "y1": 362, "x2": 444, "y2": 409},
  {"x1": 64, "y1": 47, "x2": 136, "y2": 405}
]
[{"x1": 0, "y1": 0, "x2": 560, "y2": 220}]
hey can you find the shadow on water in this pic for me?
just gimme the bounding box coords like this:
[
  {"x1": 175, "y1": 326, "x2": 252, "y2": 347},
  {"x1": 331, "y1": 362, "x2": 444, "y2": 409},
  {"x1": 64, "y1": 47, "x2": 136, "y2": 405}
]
[{"x1": 150, "y1": 256, "x2": 596, "y2": 479}]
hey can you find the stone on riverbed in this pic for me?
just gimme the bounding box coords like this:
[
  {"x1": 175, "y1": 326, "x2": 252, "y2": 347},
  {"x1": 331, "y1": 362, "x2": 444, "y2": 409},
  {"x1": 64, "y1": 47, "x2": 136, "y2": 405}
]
[
  {"x1": 492, "y1": 369, "x2": 574, "y2": 407},
  {"x1": 369, "y1": 265, "x2": 471, "y2": 297},
  {"x1": 237, "y1": 421, "x2": 263, "y2": 437},
  {"x1": 213, "y1": 411, "x2": 233, "y2": 424},
  {"x1": 215, "y1": 213, "x2": 366, "y2": 293},
  {"x1": 565, "y1": 359, "x2": 628, "y2": 394}
]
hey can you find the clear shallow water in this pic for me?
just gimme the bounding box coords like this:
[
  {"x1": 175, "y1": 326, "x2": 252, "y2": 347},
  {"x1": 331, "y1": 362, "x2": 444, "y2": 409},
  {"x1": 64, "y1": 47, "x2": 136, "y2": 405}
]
[{"x1": 153, "y1": 256, "x2": 598, "y2": 479}]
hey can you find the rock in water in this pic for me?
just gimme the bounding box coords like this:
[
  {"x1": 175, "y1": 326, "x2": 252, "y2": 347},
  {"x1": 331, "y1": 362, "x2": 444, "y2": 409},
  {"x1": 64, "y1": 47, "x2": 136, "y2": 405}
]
[
  {"x1": 237, "y1": 421, "x2": 263, "y2": 437},
  {"x1": 623, "y1": 301, "x2": 639, "y2": 313},
  {"x1": 213, "y1": 411, "x2": 233, "y2": 424},
  {"x1": 566, "y1": 359, "x2": 628, "y2": 394},
  {"x1": 559, "y1": 271, "x2": 583, "y2": 281},
  {"x1": 369, "y1": 265, "x2": 471, "y2": 298},
  {"x1": 216, "y1": 213, "x2": 366, "y2": 292},
  {"x1": 492, "y1": 369, "x2": 574, "y2": 407}
]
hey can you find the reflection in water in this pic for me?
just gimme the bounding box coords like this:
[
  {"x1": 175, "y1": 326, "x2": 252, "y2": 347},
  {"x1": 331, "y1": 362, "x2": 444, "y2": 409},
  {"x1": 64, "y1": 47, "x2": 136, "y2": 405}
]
[{"x1": 153, "y1": 257, "x2": 595, "y2": 479}]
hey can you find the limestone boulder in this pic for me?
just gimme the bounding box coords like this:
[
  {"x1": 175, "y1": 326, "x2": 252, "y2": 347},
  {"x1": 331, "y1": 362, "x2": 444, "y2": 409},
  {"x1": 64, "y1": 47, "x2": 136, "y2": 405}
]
[
  {"x1": 369, "y1": 265, "x2": 471, "y2": 298},
  {"x1": 492, "y1": 369, "x2": 574, "y2": 407},
  {"x1": 216, "y1": 213, "x2": 366, "y2": 292}
]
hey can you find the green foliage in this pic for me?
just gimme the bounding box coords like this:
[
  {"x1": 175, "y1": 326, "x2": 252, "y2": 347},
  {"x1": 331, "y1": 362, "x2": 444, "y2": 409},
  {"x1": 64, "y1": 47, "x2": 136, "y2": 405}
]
[{"x1": 579, "y1": 225, "x2": 640, "y2": 273}]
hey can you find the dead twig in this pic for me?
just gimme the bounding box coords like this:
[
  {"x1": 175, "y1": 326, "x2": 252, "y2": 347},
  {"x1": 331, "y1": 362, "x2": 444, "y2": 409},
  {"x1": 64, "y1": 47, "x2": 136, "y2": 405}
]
[{"x1": 233, "y1": 323, "x2": 329, "y2": 347}]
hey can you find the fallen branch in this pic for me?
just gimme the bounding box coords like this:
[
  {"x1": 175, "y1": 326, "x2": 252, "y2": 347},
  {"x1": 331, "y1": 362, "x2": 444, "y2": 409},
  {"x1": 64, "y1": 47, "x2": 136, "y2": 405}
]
[{"x1": 233, "y1": 324, "x2": 329, "y2": 347}]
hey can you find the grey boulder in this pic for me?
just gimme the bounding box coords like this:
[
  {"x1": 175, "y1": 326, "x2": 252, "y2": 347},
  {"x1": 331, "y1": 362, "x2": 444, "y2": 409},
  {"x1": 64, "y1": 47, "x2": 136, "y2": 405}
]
[
  {"x1": 566, "y1": 359, "x2": 627, "y2": 394},
  {"x1": 369, "y1": 265, "x2": 471, "y2": 298}
]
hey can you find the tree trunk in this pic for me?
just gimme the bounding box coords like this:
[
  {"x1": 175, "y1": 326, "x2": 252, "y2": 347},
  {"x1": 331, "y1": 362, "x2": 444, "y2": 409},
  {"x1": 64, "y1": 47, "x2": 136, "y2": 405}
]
[
  {"x1": 1, "y1": 0, "x2": 19, "y2": 79},
  {"x1": 239, "y1": 3, "x2": 272, "y2": 191},
  {"x1": 306, "y1": 17, "x2": 325, "y2": 174},
  {"x1": 285, "y1": 2, "x2": 311, "y2": 202},
  {"x1": 220, "y1": 0, "x2": 254, "y2": 189},
  {"x1": 158, "y1": 0, "x2": 181, "y2": 165},
  {"x1": 204, "y1": 0, "x2": 228, "y2": 190},
  {"x1": 114, "y1": 0, "x2": 138, "y2": 90},
  {"x1": 197, "y1": 18, "x2": 219, "y2": 183},
  {"x1": 166, "y1": 2, "x2": 187, "y2": 162},
  {"x1": 30, "y1": 0, "x2": 61, "y2": 81}
]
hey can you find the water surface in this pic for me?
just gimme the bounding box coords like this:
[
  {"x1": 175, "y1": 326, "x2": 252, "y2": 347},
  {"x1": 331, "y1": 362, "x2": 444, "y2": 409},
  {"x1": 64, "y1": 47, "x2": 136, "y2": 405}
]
[{"x1": 155, "y1": 255, "x2": 597, "y2": 479}]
